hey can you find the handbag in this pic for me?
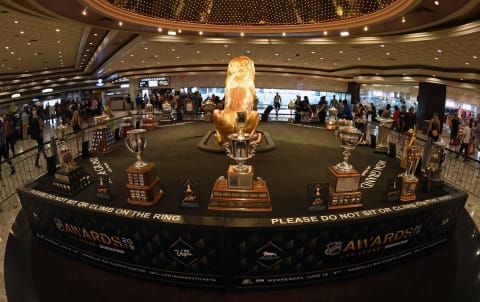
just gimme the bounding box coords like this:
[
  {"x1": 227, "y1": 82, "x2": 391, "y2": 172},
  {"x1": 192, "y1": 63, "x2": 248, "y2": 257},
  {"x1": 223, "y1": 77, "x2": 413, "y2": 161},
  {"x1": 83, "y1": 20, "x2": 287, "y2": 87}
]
[{"x1": 431, "y1": 129, "x2": 438, "y2": 137}]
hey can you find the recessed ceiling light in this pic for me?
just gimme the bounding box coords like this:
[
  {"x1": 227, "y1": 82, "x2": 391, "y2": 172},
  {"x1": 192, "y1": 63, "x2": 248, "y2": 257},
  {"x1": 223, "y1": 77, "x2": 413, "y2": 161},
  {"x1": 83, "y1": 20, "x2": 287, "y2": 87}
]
[
  {"x1": 144, "y1": 47, "x2": 148, "y2": 50},
  {"x1": 311, "y1": 51, "x2": 316, "y2": 54},
  {"x1": 240, "y1": 32, "x2": 244, "y2": 36},
  {"x1": 380, "y1": 44, "x2": 385, "y2": 48},
  {"x1": 93, "y1": 33, "x2": 98, "y2": 36},
  {"x1": 167, "y1": 30, "x2": 176, "y2": 36},
  {"x1": 386, "y1": 52, "x2": 390, "y2": 55},
  {"x1": 176, "y1": 56, "x2": 180, "y2": 59},
  {"x1": 401, "y1": 16, "x2": 406, "y2": 23},
  {"x1": 465, "y1": 62, "x2": 470, "y2": 65},
  {"x1": 199, "y1": 31, "x2": 203, "y2": 35},
  {"x1": 19, "y1": 31, "x2": 24, "y2": 34},
  {"x1": 437, "y1": 49, "x2": 442, "y2": 53},
  {"x1": 282, "y1": 32, "x2": 286, "y2": 36},
  {"x1": 178, "y1": 29, "x2": 182, "y2": 33},
  {"x1": 227, "y1": 53, "x2": 231, "y2": 56},
  {"x1": 434, "y1": 1, "x2": 439, "y2": 5},
  {"x1": 55, "y1": 28, "x2": 60, "y2": 32},
  {"x1": 196, "y1": 50, "x2": 200, "y2": 54},
  {"x1": 82, "y1": 8, "x2": 87, "y2": 16},
  {"x1": 274, "y1": 53, "x2": 279, "y2": 56},
  {"x1": 58, "y1": 51, "x2": 62, "y2": 54},
  {"x1": 473, "y1": 55, "x2": 478, "y2": 59},
  {"x1": 323, "y1": 31, "x2": 328, "y2": 36},
  {"x1": 320, "y1": 57, "x2": 324, "y2": 60},
  {"x1": 339, "y1": 50, "x2": 344, "y2": 54},
  {"x1": 57, "y1": 40, "x2": 61, "y2": 43},
  {"x1": 287, "y1": 58, "x2": 291, "y2": 61},
  {"x1": 5, "y1": 46, "x2": 9, "y2": 50},
  {"x1": 14, "y1": 20, "x2": 18, "y2": 24},
  {"x1": 157, "y1": 28, "x2": 163, "y2": 32},
  {"x1": 171, "y1": 48, "x2": 175, "y2": 52},
  {"x1": 340, "y1": 31, "x2": 349, "y2": 37},
  {"x1": 130, "y1": 54, "x2": 134, "y2": 57},
  {"x1": 118, "y1": 21, "x2": 123, "y2": 26},
  {"x1": 434, "y1": 57, "x2": 439, "y2": 60},
  {"x1": 357, "y1": 57, "x2": 361, "y2": 60},
  {"x1": 363, "y1": 26, "x2": 368, "y2": 31},
  {"x1": 27, "y1": 42, "x2": 31, "y2": 45},
  {"x1": 10, "y1": 51, "x2": 14, "y2": 55}
]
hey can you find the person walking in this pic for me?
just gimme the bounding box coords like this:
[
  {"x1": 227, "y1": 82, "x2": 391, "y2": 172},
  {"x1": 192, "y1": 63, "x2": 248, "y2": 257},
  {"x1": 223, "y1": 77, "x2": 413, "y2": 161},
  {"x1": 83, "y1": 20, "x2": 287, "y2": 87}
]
[
  {"x1": 30, "y1": 110, "x2": 47, "y2": 168},
  {"x1": 0, "y1": 118, "x2": 15, "y2": 179},
  {"x1": 273, "y1": 92, "x2": 282, "y2": 118},
  {"x1": 457, "y1": 121, "x2": 472, "y2": 161}
]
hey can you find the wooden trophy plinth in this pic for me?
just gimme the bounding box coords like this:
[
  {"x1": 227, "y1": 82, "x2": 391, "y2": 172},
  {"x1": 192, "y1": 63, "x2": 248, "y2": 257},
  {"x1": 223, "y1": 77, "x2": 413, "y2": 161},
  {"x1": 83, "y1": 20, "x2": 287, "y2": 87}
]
[
  {"x1": 141, "y1": 116, "x2": 158, "y2": 129},
  {"x1": 327, "y1": 166, "x2": 362, "y2": 209},
  {"x1": 126, "y1": 162, "x2": 163, "y2": 206},
  {"x1": 53, "y1": 166, "x2": 91, "y2": 196},
  {"x1": 209, "y1": 165, "x2": 271, "y2": 211},
  {"x1": 91, "y1": 127, "x2": 116, "y2": 154},
  {"x1": 400, "y1": 176, "x2": 418, "y2": 202},
  {"x1": 326, "y1": 121, "x2": 338, "y2": 130}
]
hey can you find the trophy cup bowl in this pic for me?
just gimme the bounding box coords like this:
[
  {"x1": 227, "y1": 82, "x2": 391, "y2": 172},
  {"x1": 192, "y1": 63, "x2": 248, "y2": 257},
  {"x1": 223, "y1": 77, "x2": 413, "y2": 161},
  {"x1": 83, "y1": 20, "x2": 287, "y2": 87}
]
[
  {"x1": 225, "y1": 132, "x2": 257, "y2": 173},
  {"x1": 125, "y1": 129, "x2": 148, "y2": 169},
  {"x1": 335, "y1": 124, "x2": 363, "y2": 172},
  {"x1": 94, "y1": 115, "x2": 107, "y2": 129}
]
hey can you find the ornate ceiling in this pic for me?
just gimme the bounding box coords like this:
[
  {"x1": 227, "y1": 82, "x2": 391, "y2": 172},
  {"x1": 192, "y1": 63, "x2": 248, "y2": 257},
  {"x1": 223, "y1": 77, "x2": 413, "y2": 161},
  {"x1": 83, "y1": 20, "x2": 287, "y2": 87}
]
[{"x1": 0, "y1": 0, "x2": 479, "y2": 104}]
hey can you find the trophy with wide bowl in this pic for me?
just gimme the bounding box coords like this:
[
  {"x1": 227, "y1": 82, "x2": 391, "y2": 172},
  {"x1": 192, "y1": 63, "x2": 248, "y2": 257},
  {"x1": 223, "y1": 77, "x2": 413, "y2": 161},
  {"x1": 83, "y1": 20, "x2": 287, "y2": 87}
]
[
  {"x1": 400, "y1": 130, "x2": 421, "y2": 202},
  {"x1": 327, "y1": 122, "x2": 363, "y2": 209},
  {"x1": 326, "y1": 106, "x2": 338, "y2": 130},
  {"x1": 375, "y1": 117, "x2": 394, "y2": 153},
  {"x1": 209, "y1": 111, "x2": 271, "y2": 211},
  {"x1": 125, "y1": 129, "x2": 163, "y2": 206}
]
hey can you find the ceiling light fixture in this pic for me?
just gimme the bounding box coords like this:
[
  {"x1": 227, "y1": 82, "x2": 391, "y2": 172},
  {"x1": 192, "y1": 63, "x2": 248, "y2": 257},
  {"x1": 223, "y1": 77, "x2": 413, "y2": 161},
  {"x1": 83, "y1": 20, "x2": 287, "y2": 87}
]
[
  {"x1": 157, "y1": 28, "x2": 163, "y2": 32},
  {"x1": 167, "y1": 30, "x2": 176, "y2": 36},
  {"x1": 340, "y1": 30, "x2": 349, "y2": 37},
  {"x1": 434, "y1": 1, "x2": 439, "y2": 5},
  {"x1": 118, "y1": 21, "x2": 123, "y2": 26},
  {"x1": 55, "y1": 28, "x2": 60, "y2": 32},
  {"x1": 323, "y1": 31, "x2": 328, "y2": 36},
  {"x1": 363, "y1": 26, "x2": 368, "y2": 31},
  {"x1": 82, "y1": 7, "x2": 87, "y2": 16},
  {"x1": 240, "y1": 32, "x2": 244, "y2": 36},
  {"x1": 282, "y1": 32, "x2": 286, "y2": 36},
  {"x1": 401, "y1": 16, "x2": 406, "y2": 23},
  {"x1": 199, "y1": 31, "x2": 203, "y2": 35}
]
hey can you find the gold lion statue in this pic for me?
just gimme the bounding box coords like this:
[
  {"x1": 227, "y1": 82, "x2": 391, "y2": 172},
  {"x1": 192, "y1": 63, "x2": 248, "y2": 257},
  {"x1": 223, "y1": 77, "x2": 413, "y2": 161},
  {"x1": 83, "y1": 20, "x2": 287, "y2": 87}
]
[{"x1": 213, "y1": 56, "x2": 260, "y2": 144}]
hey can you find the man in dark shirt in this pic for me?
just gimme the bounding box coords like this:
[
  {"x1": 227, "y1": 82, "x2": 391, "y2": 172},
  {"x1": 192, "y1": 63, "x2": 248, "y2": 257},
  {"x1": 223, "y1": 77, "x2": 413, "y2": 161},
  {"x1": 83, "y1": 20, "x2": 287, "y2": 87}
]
[
  {"x1": 404, "y1": 107, "x2": 416, "y2": 132},
  {"x1": 398, "y1": 105, "x2": 408, "y2": 132}
]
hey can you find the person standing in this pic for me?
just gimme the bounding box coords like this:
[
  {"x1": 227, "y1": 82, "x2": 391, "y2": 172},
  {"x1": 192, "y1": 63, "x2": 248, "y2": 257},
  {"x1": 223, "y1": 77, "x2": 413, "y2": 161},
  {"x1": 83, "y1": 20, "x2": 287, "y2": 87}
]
[
  {"x1": 273, "y1": 92, "x2": 282, "y2": 117},
  {"x1": 450, "y1": 113, "x2": 459, "y2": 145},
  {"x1": 3, "y1": 113, "x2": 16, "y2": 156},
  {"x1": 427, "y1": 112, "x2": 441, "y2": 142},
  {"x1": 71, "y1": 108, "x2": 83, "y2": 157},
  {"x1": 404, "y1": 106, "x2": 417, "y2": 132},
  {"x1": 457, "y1": 121, "x2": 472, "y2": 161},
  {"x1": 30, "y1": 110, "x2": 47, "y2": 168},
  {"x1": 20, "y1": 108, "x2": 30, "y2": 140},
  {"x1": 317, "y1": 96, "x2": 328, "y2": 124},
  {"x1": 0, "y1": 118, "x2": 15, "y2": 179},
  {"x1": 392, "y1": 105, "x2": 400, "y2": 130}
]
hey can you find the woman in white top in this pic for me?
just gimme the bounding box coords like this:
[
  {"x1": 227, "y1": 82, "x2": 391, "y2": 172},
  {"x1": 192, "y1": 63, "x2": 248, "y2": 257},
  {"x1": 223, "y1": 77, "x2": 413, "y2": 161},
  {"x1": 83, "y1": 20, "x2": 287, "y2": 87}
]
[{"x1": 457, "y1": 121, "x2": 472, "y2": 161}]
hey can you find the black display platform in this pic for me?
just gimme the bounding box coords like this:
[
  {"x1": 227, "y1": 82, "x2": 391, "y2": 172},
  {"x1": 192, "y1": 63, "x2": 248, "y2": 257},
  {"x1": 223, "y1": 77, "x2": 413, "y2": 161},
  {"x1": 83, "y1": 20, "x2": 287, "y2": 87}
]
[
  {"x1": 11, "y1": 122, "x2": 473, "y2": 294},
  {"x1": 5, "y1": 209, "x2": 480, "y2": 302}
]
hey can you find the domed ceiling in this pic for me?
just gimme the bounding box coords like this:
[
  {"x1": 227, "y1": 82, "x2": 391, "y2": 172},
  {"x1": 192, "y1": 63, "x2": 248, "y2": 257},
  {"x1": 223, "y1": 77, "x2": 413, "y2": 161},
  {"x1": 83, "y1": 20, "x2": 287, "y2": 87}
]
[{"x1": 102, "y1": 0, "x2": 400, "y2": 26}]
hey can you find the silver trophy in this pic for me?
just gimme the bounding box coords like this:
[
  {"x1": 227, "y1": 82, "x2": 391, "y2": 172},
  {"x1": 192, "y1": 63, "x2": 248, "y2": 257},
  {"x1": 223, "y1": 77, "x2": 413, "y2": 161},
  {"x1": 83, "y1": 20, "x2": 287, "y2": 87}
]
[
  {"x1": 427, "y1": 141, "x2": 446, "y2": 183},
  {"x1": 375, "y1": 117, "x2": 394, "y2": 151},
  {"x1": 125, "y1": 129, "x2": 148, "y2": 168},
  {"x1": 326, "y1": 106, "x2": 338, "y2": 130},
  {"x1": 224, "y1": 111, "x2": 258, "y2": 173},
  {"x1": 94, "y1": 115, "x2": 108, "y2": 129},
  {"x1": 335, "y1": 123, "x2": 363, "y2": 172}
]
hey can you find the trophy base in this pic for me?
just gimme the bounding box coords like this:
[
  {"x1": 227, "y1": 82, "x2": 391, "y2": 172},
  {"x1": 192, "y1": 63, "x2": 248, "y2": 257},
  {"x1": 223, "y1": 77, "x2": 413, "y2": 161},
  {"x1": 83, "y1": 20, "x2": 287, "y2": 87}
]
[
  {"x1": 400, "y1": 176, "x2": 418, "y2": 202},
  {"x1": 91, "y1": 127, "x2": 116, "y2": 154},
  {"x1": 127, "y1": 179, "x2": 163, "y2": 206},
  {"x1": 126, "y1": 162, "x2": 163, "y2": 206},
  {"x1": 328, "y1": 187, "x2": 363, "y2": 210},
  {"x1": 326, "y1": 122, "x2": 337, "y2": 130},
  {"x1": 53, "y1": 166, "x2": 91, "y2": 196},
  {"x1": 96, "y1": 191, "x2": 111, "y2": 201},
  {"x1": 375, "y1": 145, "x2": 389, "y2": 154},
  {"x1": 141, "y1": 117, "x2": 158, "y2": 129},
  {"x1": 209, "y1": 177, "x2": 271, "y2": 211},
  {"x1": 228, "y1": 165, "x2": 254, "y2": 189}
]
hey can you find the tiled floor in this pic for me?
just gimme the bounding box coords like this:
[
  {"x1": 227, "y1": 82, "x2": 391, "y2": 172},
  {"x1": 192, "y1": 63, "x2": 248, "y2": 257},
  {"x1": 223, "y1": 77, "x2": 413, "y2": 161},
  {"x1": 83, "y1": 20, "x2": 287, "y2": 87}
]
[{"x1": 0, "y1": 112, "x2": 479, "y2": 301}]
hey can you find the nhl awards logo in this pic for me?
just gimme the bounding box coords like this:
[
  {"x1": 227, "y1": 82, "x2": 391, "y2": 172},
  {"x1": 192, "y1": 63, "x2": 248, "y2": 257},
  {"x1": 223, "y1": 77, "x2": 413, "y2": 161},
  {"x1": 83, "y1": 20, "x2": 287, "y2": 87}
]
[{"x1": 324, "y1": 241, "x2": 342, "y2": 256}]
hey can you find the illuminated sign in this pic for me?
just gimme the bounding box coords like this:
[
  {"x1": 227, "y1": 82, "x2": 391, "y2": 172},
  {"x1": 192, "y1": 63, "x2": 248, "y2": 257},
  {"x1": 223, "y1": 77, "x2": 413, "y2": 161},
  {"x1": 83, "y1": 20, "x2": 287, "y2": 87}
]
[{"x1": 138, "y1": 77, "x2": 169, "y2": 88}]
